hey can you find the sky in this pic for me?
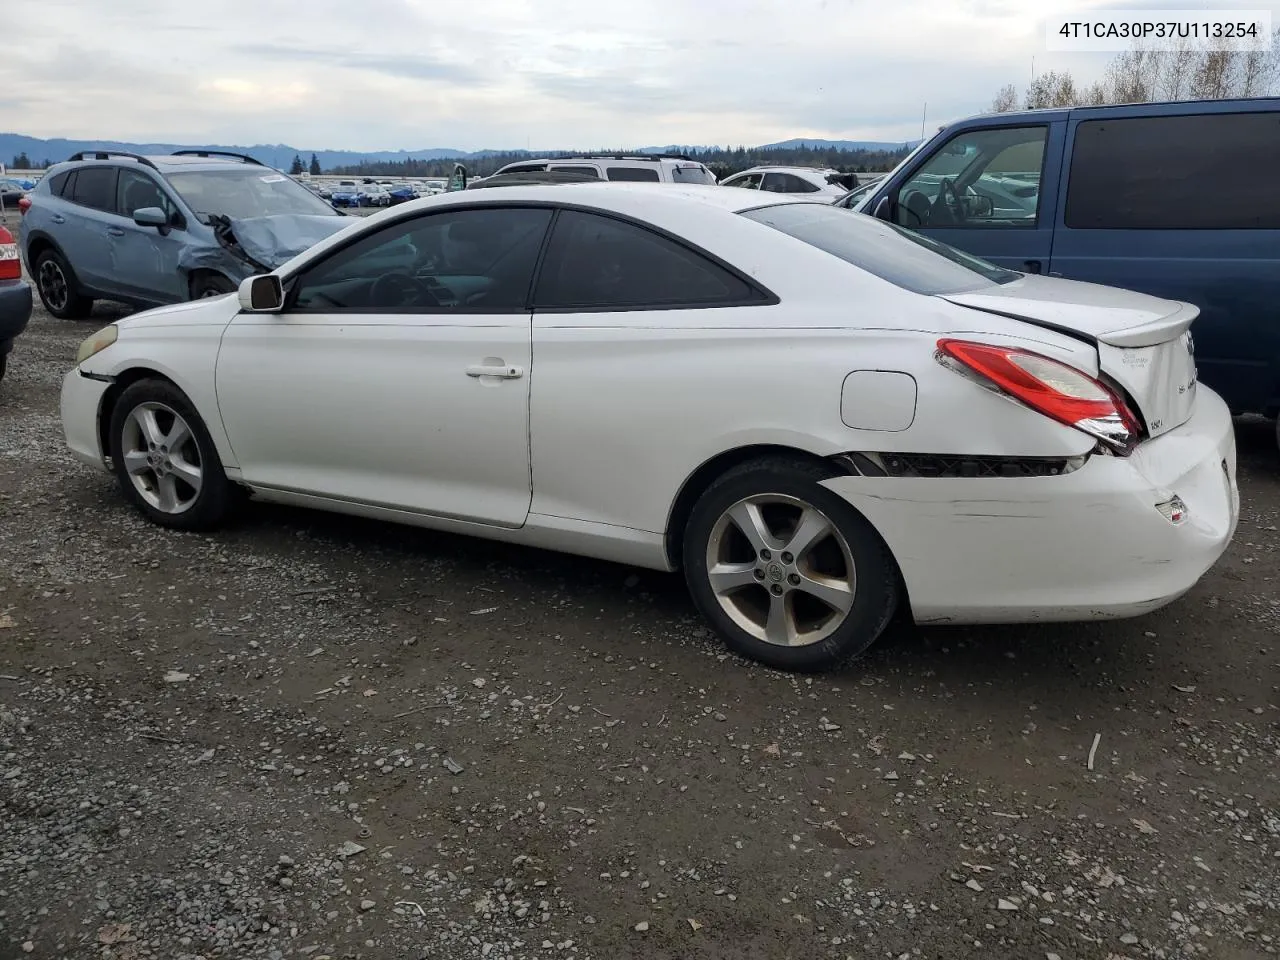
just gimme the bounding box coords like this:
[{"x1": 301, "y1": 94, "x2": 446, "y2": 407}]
[{"x1": 2, "y1": 0, "x2": 1276, "y2": 152}]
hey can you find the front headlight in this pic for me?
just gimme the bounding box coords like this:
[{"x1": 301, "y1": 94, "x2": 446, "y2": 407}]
[{"x1": 76, "y1": 325, "x2": 118, "y2": 365}]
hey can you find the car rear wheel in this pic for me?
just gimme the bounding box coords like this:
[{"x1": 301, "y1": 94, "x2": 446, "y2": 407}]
[
  {"x1": 109, "y1": 379, "x2": 237, "y2": 531},
  {"x1": 34, "y1": 249, "x2": 93, "y2": 319},
  {"x1": 683, "y1": 457, "x2": 900, "y2": 672}
]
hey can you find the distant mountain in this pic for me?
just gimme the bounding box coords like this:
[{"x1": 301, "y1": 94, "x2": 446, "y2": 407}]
[
  {"x1": 0, "y1": 132, "x2": 918, "y2": 172},
  {"x1": 757, "y1": 138, "x2": 922, "y2": 151}
]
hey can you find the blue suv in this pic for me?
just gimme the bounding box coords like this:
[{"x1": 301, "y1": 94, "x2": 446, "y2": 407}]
[
  {"x1": 19, "y1": 150, "x2": 352, "y2": 317},
  {"x1": 846, "y1": 97, "x2": 1280, "y2": 446}
]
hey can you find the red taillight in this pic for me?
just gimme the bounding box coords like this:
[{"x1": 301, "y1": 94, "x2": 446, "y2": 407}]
[
  {"x1": 17, "y1": 197, "x2": 31, "y2": 215},
  {"x1": 935, "y1": 338, "x2": 1141, "y2": 454},
  {"x1": 0, "y1": 226, "x2": 18, "y2": 281}
]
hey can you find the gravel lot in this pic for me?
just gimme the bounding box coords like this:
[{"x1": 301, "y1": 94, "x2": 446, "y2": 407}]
[{"x1": 1, "y1": 244, "x2": 1278, "y2": 960}]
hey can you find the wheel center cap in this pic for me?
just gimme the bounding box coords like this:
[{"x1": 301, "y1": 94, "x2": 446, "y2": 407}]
[{"x1": 766, "y1": 563, "x2": 784, "y2": 583}]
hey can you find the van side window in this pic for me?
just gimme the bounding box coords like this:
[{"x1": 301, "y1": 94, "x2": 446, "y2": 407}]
[
  {"x1": 1065, "y1": 112, "x2": 1280, "y2": 230},
  {"x1": 892, "y1": 126, "x2": 1047, "y2": 230}
]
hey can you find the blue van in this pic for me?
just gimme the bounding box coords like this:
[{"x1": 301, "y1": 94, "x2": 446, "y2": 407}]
[{"x1": 844, "y1": 97, "x2": 1280, "y2": 446}]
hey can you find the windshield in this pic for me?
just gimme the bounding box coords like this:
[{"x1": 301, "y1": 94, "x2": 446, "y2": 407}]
[
  {"x1": 167, "y1": 169, "x2": 340, "y2": 221},
  {"x1": 739, "y1": 202, "x2": 1020, "y2": 294},
  {"x1": 672, "y1": 164, "x2": 718, "y2": 184}
]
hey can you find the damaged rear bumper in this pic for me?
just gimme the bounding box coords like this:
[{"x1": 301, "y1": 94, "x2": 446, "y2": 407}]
[{"x1": 819, "y1": 385, "x2": 1239, "y2": 625}]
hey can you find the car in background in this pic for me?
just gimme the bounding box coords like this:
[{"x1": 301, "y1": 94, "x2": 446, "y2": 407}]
[
  {"x1": 18, "y1": 150, "x2": 352, "y2": 317},
  {"x1": 1, "y1": 178, "x2": 29, "y2": 209},
  {"x1": 849, "y1": 96, "x2": 1280, "y2": 448},
  {"x1": 60, "y1": 183, "x2": 1237, "y2": 673},
  {"x1": 489, "y1": 155, "x2": 718, "y2": 184},
  {"x1": 720, "y1": 165, "x2": 854, "y2": 198},
  {"x1": 358, "y1": 183, "x2": 392, "y2": 207},
  {"x1": 388, "y1": 183, "x2": 420, "y2": 204},
  {"x1": 0, "y1": 224, "x2": 32, "y2": 382},
  {"x1": 330, "y1": 181, "x2": 362, "y2": 207}
]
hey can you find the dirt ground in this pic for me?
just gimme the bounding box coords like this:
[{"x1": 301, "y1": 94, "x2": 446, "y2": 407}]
[{"x1": 1, "y1": 253, "x2": 1277, "y2": 960}]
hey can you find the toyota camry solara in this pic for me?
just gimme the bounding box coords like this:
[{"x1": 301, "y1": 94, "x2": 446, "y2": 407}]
[{"x1": 60, "y1": 183, "x2": 1240, "y2": 672}]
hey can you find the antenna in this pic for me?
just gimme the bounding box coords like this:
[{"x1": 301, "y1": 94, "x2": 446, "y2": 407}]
[{"x1": 920, "y1": 102, "x2": 927, "y2": 140}]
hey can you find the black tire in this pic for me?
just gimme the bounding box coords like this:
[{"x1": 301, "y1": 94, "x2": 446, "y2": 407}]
[
  {"x1": 682, "y1": 457, "x2": 900, "y2": 672},
  {"x1": 108, "y1": 378, "x2": 237, "y2": 531},
  {"x1": 190, "y1": 272, "x2": 236, "y2": 300},
  {"x1": 34, "y1": 248, "x2": 93, "y2": 319}
]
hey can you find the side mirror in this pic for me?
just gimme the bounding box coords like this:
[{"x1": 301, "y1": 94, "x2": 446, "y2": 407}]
[
  {"x1": 133, "y1": 206, "x2": 168, "y2": 229},
  {"x1": 237, "y1": 274, "x2": 284, "y2": 312},
  {"x1": 872, "y1": 195, "x2": 892, "y2": 220}
]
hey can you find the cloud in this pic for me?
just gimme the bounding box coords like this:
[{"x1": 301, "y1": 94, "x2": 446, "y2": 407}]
[{"x1": 1, "y1": 0, "x2": 1275, "y2": 150}]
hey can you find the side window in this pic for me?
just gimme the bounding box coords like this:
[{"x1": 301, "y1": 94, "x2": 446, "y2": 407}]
[
  {"x1": 290, "y1": 207, "x2": 553, "y2": 313},
  {"x1": 724, "y1": 173, "x2": 763, "y2": 190},
  {"x1": 117, "y1": 170, "x2": 176, "y2": 220},
  {"x1": 1065, "y1": 112, "x2": 1280, "y2": 229},
  {"x1": 69, "y1": 167, "x2": 118, "y2": 212},
  {"x1": 606, "y1": 166, "x2": 661, "y2": 182},
  {"x1": 502, "y1": 163, "x2": 548, "y2": 175},
  {"x1": 533, "y1": 210, "x2": 760, "y2": 310},
  {"x1": 549, "y1": 165, "x2": 600, "y2": 179},
  {"x1": 763, "y1": 172, "x2": 819, "y2": 193},
  {"x1": 893, "y1": 125, "x2": 1047, "y2": 229},
  {"x1": 47, "y1": 171, "x2": 71, "y2": 196}
]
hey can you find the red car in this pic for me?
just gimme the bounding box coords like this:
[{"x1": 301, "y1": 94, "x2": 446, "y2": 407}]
[{"x1": 0, "y1": 224, "x2": 33, "y2": 382}]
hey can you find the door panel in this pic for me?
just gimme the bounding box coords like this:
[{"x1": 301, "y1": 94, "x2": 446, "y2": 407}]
[
  {"x1": 879, "y1": 120, "x2": 1066, "y2": 273},
  {"x1": 107, "y1": 169, "x2": 188, "y2": 303},
  {"x1": 58, "y1": 167, "x2": 119, "y2": 292},
  {"x1": 214, "y1": 204, "x2": 553, "y2": 527},
  {"x1": 215, "y1": 314, "x2": 533, "y2": 526}
]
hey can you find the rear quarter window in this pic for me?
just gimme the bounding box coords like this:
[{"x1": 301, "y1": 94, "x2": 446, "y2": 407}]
[
  {"x1": 1065, "y1": 111, "x2": 1280, "y2": 229},
  {"x1": 739, "y1": 202, "x2": 1020, "y2": 295}
]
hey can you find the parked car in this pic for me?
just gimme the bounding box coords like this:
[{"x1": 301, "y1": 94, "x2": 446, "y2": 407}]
[
  {"x1": 387, "y1": 184, "x2": 420, "y2": 204},
  {"x1": 18, "y1": 150, "x2": 352, "y2": 316},
  {"x1": 466, "y1": 170, "x2": 602, "y2": 189},
  {"x1": 0, "y1": 224, "x2": 33, "y2": 382},
  {"x1": 330, "y1": 181, "x2": 361, "y2": 207},
  {"x1": 0, "y1": 178, "x2": 29, "y2": 209},
  {"x1": 720, "y1": 166, "x2": 853, "y2": 197},
  {"x1": 849, "y1": 96, "x2": 1280, "y2": 446},
  {"x1": 489, "y1": 155, "x2": 718, "y2": 184},
  {"x1": 358, "y1": 183, "x2": 392, "y2": 207},
  {"x1": 59, "y1": 184, "x2": 1237, "y2": 672}
]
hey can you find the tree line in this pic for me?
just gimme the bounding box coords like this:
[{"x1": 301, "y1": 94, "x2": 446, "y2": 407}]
[
  {"x1": 325, "y1": 144, "x2": 915, "y2": 179},
  {"x1": 992, "y1": 29, "x2": 1280, "y2": 111}
]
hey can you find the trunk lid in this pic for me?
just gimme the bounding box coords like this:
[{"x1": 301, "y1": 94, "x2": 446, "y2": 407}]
[{"x1": 940, "y1": 274, "x2": 1199, "y2": 440}]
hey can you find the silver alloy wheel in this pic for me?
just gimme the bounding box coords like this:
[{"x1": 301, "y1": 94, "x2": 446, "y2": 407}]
[
  {"x1": 119, "y1": 402, "x2": 204, "y2": 514},
  {"x1": 37, "y1": 259, "x2": 69, "y2": 312},
  {"x1": 705, "y1": 493, "x2": 856, "y2": 647}
]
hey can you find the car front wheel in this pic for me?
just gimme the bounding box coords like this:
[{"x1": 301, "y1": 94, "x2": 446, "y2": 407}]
[
  {"x1": 683, "y1": 457, "x2": 900, "y2": 672},
  {"x1": 109, "y1": 379, "x2": 237, "y2": 530}
]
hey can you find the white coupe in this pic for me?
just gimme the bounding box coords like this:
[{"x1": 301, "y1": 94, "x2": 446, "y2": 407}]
[{"x1": 61, "y1": 183, "x2": 1240, "y2": 672}]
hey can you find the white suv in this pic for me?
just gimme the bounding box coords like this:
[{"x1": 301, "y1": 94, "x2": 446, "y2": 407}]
[
  {"x1": 488, "y1": 155, "x2": 718, "y2": 185},
  {"x1": 719, "y1": 165, "x2": 855, "y2": 198}
]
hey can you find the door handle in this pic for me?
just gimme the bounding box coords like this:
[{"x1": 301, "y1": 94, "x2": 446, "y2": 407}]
[
  {"x1": 1023, "y1": 259, "x2": 1043, "y2": 274},
  {"x1": 107, "y1": 227, "x2": 125, "y2": 237},
  {"x1": 52, "y1": 215, "x2": 65, "y2": 224},
  {"x1": 466, "y1": 363, "x2": 524, "y2": 379}
]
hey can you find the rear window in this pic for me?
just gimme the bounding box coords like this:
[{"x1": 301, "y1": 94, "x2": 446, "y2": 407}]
[
  {"x1": 739, "y1": 202, "x2": 1020, "y2": 294},
  {"x1": 1065, "y1": 111, "x2": 1280, "y2": 229},
  {"x1": 671, "y1": 164, "x2": 717, "y2": 184},
  {"x1": 607, "y1": 167, "x2": 661, "y2": 182}
]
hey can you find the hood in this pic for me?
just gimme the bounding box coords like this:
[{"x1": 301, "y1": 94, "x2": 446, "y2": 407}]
[
  {"x1": 226, "y1": 214, "x2": 350, "y2": 269},
  {"x1": 941, "y1": 273, "x2": 1200, "y2": 441},
  {"x1": 940, "y1": 273, "x2": 1197, "y2": 348}
]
